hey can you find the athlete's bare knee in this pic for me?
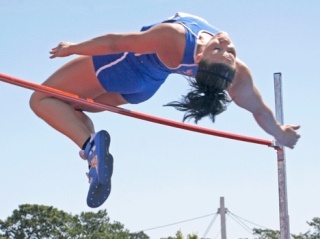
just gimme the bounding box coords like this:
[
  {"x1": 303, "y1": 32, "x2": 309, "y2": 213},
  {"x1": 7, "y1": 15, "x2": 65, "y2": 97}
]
[
  {"x1": 29, "y1": 92, "x2": 38, "y2": 112},
  {"x1": 29, "y1": 91, "x2": 47, "y2": 115}
]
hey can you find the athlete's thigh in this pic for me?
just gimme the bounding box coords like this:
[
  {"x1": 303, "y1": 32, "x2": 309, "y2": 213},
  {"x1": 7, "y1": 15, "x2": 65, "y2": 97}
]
[
  {"x1": 75, "y1": 92, "x2": 128, "y2": 112},
  {"x1": 42, "y1": 56, "x2": 105, "y2": 99},
  {"x1": 41, "y1": 56, "x2": 129, "y2": 112}
]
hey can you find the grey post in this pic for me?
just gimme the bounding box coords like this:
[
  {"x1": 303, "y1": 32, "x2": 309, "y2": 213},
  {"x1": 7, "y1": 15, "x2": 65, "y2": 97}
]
[
  {"x1": 219, "y1": 197, "x2": 227, "y2": 239},
  {"x1": 274, "y1": 72, "x2": 290, "y2": 239}
]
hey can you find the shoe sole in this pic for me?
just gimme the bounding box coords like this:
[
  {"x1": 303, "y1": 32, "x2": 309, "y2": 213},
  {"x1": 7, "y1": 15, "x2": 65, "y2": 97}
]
[
  {"x1": 87, "y1": 172, "x2": 112, "y2": 208},
  {"x1": 94, "y1": 130, "x2": 113, "y2": 184}
]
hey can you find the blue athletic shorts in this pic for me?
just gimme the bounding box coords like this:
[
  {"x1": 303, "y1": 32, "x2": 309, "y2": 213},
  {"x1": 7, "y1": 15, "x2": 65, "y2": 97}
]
[{"x1": 92, "y1": 52, "x2": 167, "y2": 104}]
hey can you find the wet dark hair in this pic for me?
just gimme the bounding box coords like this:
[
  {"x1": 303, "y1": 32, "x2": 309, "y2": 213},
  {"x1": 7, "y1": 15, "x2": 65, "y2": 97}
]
[{"x1": 165, "y1": 60, "x2": 236, "y2": 123}]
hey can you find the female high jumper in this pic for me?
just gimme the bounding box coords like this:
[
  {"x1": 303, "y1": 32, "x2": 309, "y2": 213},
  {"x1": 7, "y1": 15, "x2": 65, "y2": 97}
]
[{"x1": 29, "y1": 13, "x2": 300, "y2": 208}]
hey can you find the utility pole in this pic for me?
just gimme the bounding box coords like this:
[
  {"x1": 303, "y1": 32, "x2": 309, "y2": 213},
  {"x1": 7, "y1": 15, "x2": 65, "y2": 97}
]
[{"x1": 218, "y1": 197, "x2": 227, "y2": 239}]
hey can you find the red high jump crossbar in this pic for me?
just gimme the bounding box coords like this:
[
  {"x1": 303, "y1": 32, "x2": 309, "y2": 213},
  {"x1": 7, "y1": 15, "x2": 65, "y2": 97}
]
[
  {"x1": 0, "y1": 72, "x2": 274, "y2": 147},
  {"x1": 1, "y1": 72, "x2": 292, "y2": 238}
]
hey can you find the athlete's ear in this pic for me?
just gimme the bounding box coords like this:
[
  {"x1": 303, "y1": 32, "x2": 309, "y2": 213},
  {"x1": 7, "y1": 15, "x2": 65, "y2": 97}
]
[{"x1": 195, "y1": 52, "x2": 203, "y2": 64}]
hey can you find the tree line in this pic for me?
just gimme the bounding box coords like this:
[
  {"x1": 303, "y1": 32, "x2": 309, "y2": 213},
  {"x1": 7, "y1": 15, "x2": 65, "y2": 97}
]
[{"x1": 0, "y1": 204, "x2": 319, "y2": 239}]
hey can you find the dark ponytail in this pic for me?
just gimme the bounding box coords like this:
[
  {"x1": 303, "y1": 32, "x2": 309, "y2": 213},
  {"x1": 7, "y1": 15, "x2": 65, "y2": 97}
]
[{"x1": 165, "y1": 60, "x2": 235, "y2": 123}]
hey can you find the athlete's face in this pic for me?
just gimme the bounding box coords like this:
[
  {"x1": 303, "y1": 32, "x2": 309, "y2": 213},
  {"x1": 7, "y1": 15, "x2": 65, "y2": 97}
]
[{"x1": 201, "y1": 32, "x2": 237, "y2": 68}]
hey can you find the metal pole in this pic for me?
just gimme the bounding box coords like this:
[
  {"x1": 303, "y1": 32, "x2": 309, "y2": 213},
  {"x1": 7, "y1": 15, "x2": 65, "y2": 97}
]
[
  {"x1": 274, "y1": 73, "x2": 290, "y2": 239},
  {"x1": 219, "y1": 197, "x2": 227, "y2": 239}
]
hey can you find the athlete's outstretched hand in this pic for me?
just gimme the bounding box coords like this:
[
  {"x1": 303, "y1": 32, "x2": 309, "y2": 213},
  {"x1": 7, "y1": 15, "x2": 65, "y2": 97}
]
[
  {"x1": 50, "y1": 42, "x2": 74, "y2": 59},
  {"x1": 275, "y1": 124, "x2": 301, "y2": 149}
]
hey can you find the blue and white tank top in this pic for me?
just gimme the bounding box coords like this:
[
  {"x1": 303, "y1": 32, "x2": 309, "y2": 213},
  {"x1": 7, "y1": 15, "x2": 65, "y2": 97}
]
[{"x1": 138, "y1": 12, "x2": 220, "y2": 77}]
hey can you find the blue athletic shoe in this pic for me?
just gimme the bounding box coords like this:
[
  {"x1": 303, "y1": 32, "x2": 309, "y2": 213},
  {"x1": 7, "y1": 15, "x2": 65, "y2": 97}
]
[
  {"x1": 83, "y1": 130, "x2": 113, "y2": 184},
  {"x1": 86, "y1": 169, "x2": 111, "y2": 208},
  {"x1": 81, "y1": 130, "x2": 114, "y2": 207}
]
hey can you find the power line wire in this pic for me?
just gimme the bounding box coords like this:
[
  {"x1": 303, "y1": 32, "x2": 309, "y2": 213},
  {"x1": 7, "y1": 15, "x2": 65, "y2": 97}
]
[
  {"x1": 227, "y1": 210, "x2": 270, "y2": 230},
  {"x1": 201, "y1": 213, "x2": 218, "y2": 238},
  {"x1": 227, "y1": 213, "x2": 253, "y2": 234},
  {"x1": 134, "y1": 207, "x2": 276, "y2": 236},
  {"x1": 212, "y1": 216, "x2": 228, "y2": 239},
  {"x1": 136, "y1": 212, "x2": 217, "y2": 233}
]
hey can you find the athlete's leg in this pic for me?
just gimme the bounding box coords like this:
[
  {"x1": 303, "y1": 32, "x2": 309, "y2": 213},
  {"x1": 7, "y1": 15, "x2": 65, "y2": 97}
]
[{"x1": 29, "y1": 55, "x2": 127, "y2": 148}]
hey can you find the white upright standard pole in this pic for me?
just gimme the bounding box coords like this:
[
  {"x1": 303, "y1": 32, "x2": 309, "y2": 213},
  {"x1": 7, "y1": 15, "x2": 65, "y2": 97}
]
[{"x1": 274, "y1": 72, "x2": 290, "y2": 239}]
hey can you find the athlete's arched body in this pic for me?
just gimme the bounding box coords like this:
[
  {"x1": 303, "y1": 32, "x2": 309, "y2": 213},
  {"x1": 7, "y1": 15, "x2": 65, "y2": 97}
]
[{"x1": 29, "y1": 13, "x2": 300, "y2": 208}]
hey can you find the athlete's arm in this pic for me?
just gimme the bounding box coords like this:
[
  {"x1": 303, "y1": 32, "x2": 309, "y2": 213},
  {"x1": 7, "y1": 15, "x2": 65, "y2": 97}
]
[
  {"x1": 228, "y1": 59, "x2": 300, "y2": 148},
  {"x1": 49, "y1": 23, "x2": 184, "y2": 58}
]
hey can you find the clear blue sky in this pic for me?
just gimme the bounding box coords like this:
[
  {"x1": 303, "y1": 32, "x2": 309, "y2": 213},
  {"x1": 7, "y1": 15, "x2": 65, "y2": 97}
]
[{"x1": 1, "y1": 1, "x2": 319, "y2": 238}]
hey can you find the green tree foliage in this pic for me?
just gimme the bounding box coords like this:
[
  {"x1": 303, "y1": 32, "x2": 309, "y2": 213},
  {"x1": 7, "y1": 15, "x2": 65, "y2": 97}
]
[
  {"x1": 0, "y1": 204, "x2": 73, "y2": 239},
  {"x1": 253, "y1": 228, "x2": 280, "y2": 239},
  {"x1": 187, "y1": 234, "x2": 198, "y2": 239},
  {"x1": 165, "y1": 230, "x2": 184, "y2": 239},
  {"x1": 292, "y1": 217, "x2": 320, "y2": 239},
  {"x1": 0, "y1": 204, "x2": 149, "y2": 239},
  {"x1": 164, "y1": 230, "x2": 198, "y2": 239},
  {"x1": 1, "y1": 204, "x2": 319, "y2": 239},
  {"x1": 129, "y1": 231, "x2": 150, "y2": 239},
  {"x1": 253, "y1": 218, "x2": 320, "y2": 239},
  {"x1": 306, "y1": 217, "x2": 320, "y2": 239}
]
